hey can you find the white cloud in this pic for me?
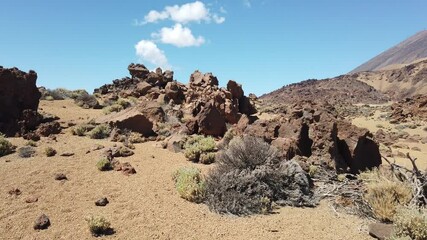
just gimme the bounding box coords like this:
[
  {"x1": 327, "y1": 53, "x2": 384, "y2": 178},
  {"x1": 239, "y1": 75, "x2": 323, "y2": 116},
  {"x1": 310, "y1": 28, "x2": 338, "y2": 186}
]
[
  {"x1": 220, "y1": 6, "x2": 227, "y2": 14},
  {"x1": 212, "y1": 14, "x2": 225, "y2": 24},
  {"x1": 135, "y1": 40, "x2": 169, "y2": 69},
  {"x1": 141, "y1": 1, "x2": 225, "y2": 25},
  {"x1": 243, "y1": 0, "x2": 252, "y2": 8},
  {"x1": 152, "y1": 23, "x2": 205, "y2": 47}
]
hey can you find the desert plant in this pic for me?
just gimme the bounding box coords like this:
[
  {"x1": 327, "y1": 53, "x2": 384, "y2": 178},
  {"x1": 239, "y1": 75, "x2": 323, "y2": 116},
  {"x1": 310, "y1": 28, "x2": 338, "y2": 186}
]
[
  {"x1": 102, "y1": 104, "x2": 123, "y2": 114},
  {"x1": 128, "y1": 132, "x2": 144, "y2": 144},
  {"x1": 391, "y1": 207, "x2": 427, "y2": 240},
  {"x1": 184, "y1": 135, "x2": 216, "y2": 163},
  {"x1": 173, "y1": 167, "x2": 206, "y2": 203},
  {"x1": 360, "y1": 168, "x2": 413, "y2": 222},
  {"x1": 26, "y1": 140, "x2": 37, "y2": 147},
  {"x1": 75, "y1": 93, "x2": 100, "y2": 109},
  {"x1": 44, "y1": 147, "x2": 57, "y2": 157},
  {"x1": 97, "y1": 158, "x2": 112, "y2": 171},
  {"x1": 0, "y1": 134, "x2": 15, "y2": 157},
  {"x1": 85, "y1": 215, "x2": 112, "y2": 236},
  {"x1": 88, "y1": 124, "x2": 111, "y2": 139},
  {"x1": 18, "y1": 146, "x2": 36, "y2": 158},
  {"x1": 45, "y1": 95, "x2": 54, "y2": 101},
  {"x1": 116, "y1": 98, "x2": 131, "y2": 109},
  {"x1": 205, "y1": 136, "x2": 317, "y2": 215},
  {"x1": 71, "y1": 124, "x2": 90, "y2": 136}
]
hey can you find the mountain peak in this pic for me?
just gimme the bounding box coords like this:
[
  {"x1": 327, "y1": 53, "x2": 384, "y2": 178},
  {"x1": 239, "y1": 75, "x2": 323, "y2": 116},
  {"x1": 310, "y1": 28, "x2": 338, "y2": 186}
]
[{"x1": 351, "y1": 30, "x2": 427, "y2": 73}]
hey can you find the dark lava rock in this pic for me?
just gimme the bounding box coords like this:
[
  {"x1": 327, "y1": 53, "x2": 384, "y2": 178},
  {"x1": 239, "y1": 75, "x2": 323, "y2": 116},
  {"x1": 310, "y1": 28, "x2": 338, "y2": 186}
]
[
  {"x1": 33, "y1": 214, "x2": 50, "y2": 230},
  {"x1": 95, "y1": 197, "x2": 109, "y2": 206}
]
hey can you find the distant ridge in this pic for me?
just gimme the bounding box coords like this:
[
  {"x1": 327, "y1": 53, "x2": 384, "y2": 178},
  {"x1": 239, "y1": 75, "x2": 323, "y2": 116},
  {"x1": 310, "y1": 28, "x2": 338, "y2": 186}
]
[{"x1": 351, "y1": 30, "x2": 427, "y2": 73}]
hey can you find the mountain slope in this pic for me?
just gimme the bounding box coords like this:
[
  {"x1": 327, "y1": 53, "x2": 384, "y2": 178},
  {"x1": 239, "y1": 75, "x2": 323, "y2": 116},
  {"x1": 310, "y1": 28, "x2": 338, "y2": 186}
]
[{"x1": 351, "y1": 30, "x2": 427, "y2": 73}]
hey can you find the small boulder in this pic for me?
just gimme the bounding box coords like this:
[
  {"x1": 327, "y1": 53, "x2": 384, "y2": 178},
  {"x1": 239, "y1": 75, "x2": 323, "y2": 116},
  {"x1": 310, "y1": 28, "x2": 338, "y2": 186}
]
[
  {"x1": 95, "y1": 197, "x2": 109, "y2": 207},
  {"x1": 54, "y1": 173, "x2": 67, "y2": 181},
  {"x1": 368, "y1": 223, "x2": 393, "y2": 240},
  {"x1": 33, "y1": 214, "x2": 50, "y2": 230}
]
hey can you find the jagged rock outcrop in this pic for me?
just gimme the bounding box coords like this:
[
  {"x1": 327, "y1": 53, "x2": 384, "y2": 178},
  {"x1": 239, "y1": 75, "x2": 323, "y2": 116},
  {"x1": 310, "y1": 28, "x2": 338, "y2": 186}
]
[
  {"x1": 94, "y1": 65, "x2": 256, "y2": 138},
  {"x1": 389, "y1": 95, "x2": 427, "y2": 123},
  {"x1": 244, "y1": 101, "x2": 381, "y2": 173},
  {"x1": 0, "y1": 67, "x2": 42, "y2": 136}
]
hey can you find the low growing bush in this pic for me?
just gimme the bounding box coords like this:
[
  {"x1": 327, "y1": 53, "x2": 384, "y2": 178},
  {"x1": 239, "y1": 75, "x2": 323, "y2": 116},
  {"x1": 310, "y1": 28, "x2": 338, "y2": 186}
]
[
  {"x1": 0, "y1": 134, "x2": 15, "y2": 157},
  {"x1": 184, "y1": 135, "x2": 216, "y2": 163},
  {"x1": 391, "y1": 207, "x2": 427, "y2": 240},
  {"x1": 89, "y1": 124, "x2": 111, "y2": 139},
  {"x1": 85, "y1": 215, "x2": 112, "y2": 236},
  {"x1": 102, "y1": 104, "x2": 123, "y2": 115},
  {"x1": 205, "y1": 136, "x2": 317, "y2": 215},
  {"x1": 97, "y1": 158, "x2": 112, "y2": 171},
  {"x1": 173, "y1": 167, "x2": 206, "y2": 203},
  {"x1": 18, "y1": 146, "x2": 36, "y2": 158},
  {"x1": 75, "y1": 93, "x2": 100, "y2": 109},
  {"x1": 360, "y1": 168, "x2": 413, "y2": 222},
  {"x1": 44, "y1": 147, "x2": 57, "y2": 157}
]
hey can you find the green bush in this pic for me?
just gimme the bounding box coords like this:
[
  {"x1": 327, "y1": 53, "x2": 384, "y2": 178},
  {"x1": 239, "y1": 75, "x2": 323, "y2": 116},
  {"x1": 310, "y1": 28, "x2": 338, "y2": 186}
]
[
  {"x1": 85, "y1": 215, "x2": 112, "y2": 236},
  {"x1": 116, "y1": 98, "x2": 131, "y2": 109},
  {"x1": 391, "y1": 207, "x2": 427, "y2": 240},
  {"x1": 173, "y1": 167, "x2": 206, "y2": 203},
  {"x1": 89, "y1": 124, "x2": 111, "y2": 139},
  {"x1": 184, "y1": 135, "x2": 216, "y2": 163},
  {"x1": 0, "y1": 134, "x2": 15, "y2": 157},
  {"x1": 96, "y1": 158, "x2": 112, "y2": 171},
  {"x1": 44, "y1": 147, "x2": 57, "y2": 157}
]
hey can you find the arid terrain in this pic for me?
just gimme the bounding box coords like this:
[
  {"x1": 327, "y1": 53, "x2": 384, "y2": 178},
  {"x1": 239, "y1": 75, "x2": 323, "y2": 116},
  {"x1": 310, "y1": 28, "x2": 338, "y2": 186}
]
[
  {"x1": 1, "y1": 30, "x2": 427, "y2": 240},
  {"x1": 1, "y1": 100, "x2": 372, "y2": 240}
]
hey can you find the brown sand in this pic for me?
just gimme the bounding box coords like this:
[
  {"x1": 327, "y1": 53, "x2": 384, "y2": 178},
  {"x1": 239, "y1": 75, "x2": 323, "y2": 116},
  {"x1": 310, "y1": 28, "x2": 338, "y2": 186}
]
[{"x1": 0, "y1": 100, "x2": 371, "y2": 240}]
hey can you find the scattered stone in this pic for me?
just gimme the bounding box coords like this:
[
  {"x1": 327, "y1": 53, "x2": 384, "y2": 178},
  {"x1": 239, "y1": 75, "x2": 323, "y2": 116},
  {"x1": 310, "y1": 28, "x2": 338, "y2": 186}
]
[
  {"x1": 95, "y1": 197, "x2": 109, "y2": 207},
  {"x1": 33, "y1": 214, "x2": 50, "y2": 230},
  {"x1": 25, "y1": 196, "x2": 39, "y2": 203},
  {"x1": 120, "y1": 162, "x2": 136, "y2": 175},
  {"x1": 8, "y1": 188, "x2": 22, "y2": 196},
  {"x1": 60, "y1": 152, "x2": 74, "y2": 157},
  {"x1": 411, "y1": 146, "x2": 421, "y2": 151},
  {"x1": 368, "y1": 223, "x2": 393, "y2": 240},
  {"x1": 54, "y1": 173, "x2": 67, "y2": 181}
]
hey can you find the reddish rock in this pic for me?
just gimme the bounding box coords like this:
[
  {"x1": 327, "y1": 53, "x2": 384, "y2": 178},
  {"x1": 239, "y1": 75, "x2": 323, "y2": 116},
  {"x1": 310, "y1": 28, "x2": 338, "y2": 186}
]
[
  {"x1": 189, "y1": 71, "x2": 219, "y2": 88},
  {"x1": 36, "y1": 122, "x2": 61, "y2": 137},
  {"x1": 128, "y1": 63, "x2": 149, "y2": 78},
  {"x1": 33, "y1": 214, "x2": 50, "y2": 230},
  {"x1": 165, "y1": 81, "x2": 185, "y2": 104},
  {"x1": 197, "y1": 104, "x2": 226, "y2": 137},
  {"x1": 0, "y1": 67, "x2": 41, "y2": 136},
  {"x1": 227, "y1": 80, "x2": 244, "y2": 100}
]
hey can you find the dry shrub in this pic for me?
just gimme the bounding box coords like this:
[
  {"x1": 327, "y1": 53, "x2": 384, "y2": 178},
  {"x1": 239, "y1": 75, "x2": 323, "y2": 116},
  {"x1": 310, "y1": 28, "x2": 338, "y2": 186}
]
[
  {"x1": 103, "y1": 104, "x2": 123, "y2": 115},
  {"x1": 18, "y1": 146, "x2": 36, "y2": 158},
  {"x1": 205, "y1": 136, "x2": 317, "y2": 215},
  {"x1": 360, "y1": 168, "x2": 413, "y2": 222},
  {"x1": 391, "y1": 206, "x2": 427, "y2": 240},
  {"x1": 0, "y1": 134, "x2": 15, "y2": 157},
  {"x1": 44, "y1": 147, "x2": 56, "y2": 157},
  {"x1": 71, "y1": 124, "x2": 91, "y2": 136},
  {"x1": 173, "y1": 167, "x2": 206, "y2": 203},
  {"x1": 88, "y1": 124, "x2": 111, "y2": 139},
  {"x1": 85, "y1": 215, "x2": 112, "y2": 236},
  {"x1": 75, "y1": 93, "x2": 100, "y2": 109}
]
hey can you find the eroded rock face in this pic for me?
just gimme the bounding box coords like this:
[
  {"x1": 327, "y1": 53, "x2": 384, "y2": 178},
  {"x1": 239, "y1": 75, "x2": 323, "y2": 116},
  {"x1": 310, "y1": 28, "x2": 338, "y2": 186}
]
[
  {"x1": 245, "y1": 101, "x2": 381, "y2": 173},
  {"x1": 389, "y1": 95, "x2": 427, "y2": 123},
  {"x1": 0, "y1": 67, "x2": 41, "y2": 136},
  {"x1": 197, "y1": 103, "x2": 226, "y2": 137}
]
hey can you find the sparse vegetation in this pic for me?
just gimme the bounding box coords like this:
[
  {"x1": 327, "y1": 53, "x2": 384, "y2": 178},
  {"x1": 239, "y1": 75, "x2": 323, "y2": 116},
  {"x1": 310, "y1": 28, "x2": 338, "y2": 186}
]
[
  {"x1": 97, "y1": 158, "x2": 112, "y2": 171},
  {"x1": 18, "y1": 146, "x2": 36, "y2": 158},
  {"x1": 103, "y1": 104, "x2": 123, "y2": 114},
  {"x1": 75, "y1": 93, "x2": 100, "y2": 109},
  {"x1": 391, "y1": 207, "x2": 427, "y2": 240},
  {"x1": 85, "y1": 215, "x2": 112, "y2": 236},
  {"x1": 360, "y1": 168, "x2": 413, "y2": 222},
  {"x1": 88, "y1": 124, "x2": 111, "y2": 139},
  {"x1": 71, "y1": 124, "x2": 90, "y2": 136},
  {"x1": 205, "y1": 136, "x2": 317, "y2": 215},
  {"x1": 0, "y1": 134, "x2": 15, "y2": 157},
  {"x1": 184, "y1": 135, "x2": 216, "y2": 163},
  {"x1": 26, "y1": 140, "x2": 37, "y2": 147},
  {"x1": 173, "y1": 167, "x2": 206, "y2": 203},
  {"x1": 44, "y1": 147, "x2": 57, "y2": 157}
]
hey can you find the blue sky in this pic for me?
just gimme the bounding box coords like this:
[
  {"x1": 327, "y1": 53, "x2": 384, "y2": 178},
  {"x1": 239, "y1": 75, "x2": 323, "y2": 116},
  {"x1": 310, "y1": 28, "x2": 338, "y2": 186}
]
[{"x1": 1, "y1": 0, "x2": 427, "y2": 96}]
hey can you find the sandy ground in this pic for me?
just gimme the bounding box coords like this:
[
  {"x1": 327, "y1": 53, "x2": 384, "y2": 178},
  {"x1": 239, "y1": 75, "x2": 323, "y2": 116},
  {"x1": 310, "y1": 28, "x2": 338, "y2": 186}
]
[
  {"x1": 352, "y1": 109, "x2": 427, "y2": 170},
  {"x1": 0, "y1": 100, "x2": 373, "y2": 240}
]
